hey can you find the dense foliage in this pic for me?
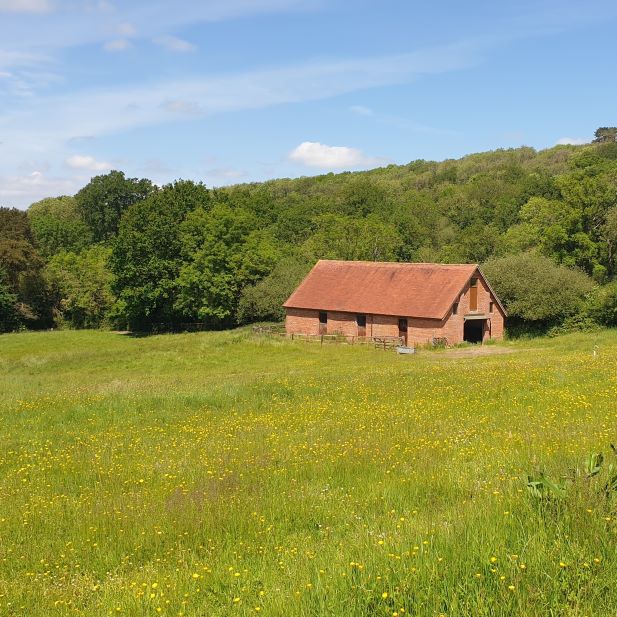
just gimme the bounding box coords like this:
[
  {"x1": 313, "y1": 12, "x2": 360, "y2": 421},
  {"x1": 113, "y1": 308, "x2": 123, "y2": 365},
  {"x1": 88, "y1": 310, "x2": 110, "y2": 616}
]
[{"x1": 3, "y1": 130, "x2": 617, "y2": 334}]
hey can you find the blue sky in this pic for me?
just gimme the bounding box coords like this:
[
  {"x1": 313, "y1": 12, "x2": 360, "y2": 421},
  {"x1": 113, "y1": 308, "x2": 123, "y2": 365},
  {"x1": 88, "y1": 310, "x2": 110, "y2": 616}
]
[{"x1": 1, "y1": 0, "x2": 616, "y2": 208}]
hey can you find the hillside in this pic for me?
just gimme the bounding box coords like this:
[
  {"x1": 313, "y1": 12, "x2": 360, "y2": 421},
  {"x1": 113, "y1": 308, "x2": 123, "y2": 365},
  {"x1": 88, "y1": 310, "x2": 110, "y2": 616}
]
[
  {"x1": 0, "y1": 328, "x2": 616, "y2": 615},
  {"x1": 2, "y1": 138, "x2": 617, "y2": 333}
]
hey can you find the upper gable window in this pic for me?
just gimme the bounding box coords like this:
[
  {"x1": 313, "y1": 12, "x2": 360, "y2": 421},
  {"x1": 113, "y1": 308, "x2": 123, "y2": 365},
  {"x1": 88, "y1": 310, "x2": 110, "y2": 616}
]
[
  {"x1": 452, "y1": 302, "x2": 459, "y2": 315},
  {"x1": 470, "y1": 278, "x2": 478, "y2": 288}
]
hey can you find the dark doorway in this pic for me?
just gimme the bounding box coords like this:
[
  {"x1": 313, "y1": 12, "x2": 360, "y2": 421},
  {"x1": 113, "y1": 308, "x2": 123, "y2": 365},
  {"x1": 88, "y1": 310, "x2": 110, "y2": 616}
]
[
  {"x1": 398, "y1": 317, "x2": 408, "y2": 345},
  {"x1": 463, "y1": 319, "x2": 484, "y2": 344},
  {"x1": 319, "y1": 311, "x2": 328, "y2": 335},
  {"x1": 356, "y1": 314, "x2": 366, "y2": 337}
]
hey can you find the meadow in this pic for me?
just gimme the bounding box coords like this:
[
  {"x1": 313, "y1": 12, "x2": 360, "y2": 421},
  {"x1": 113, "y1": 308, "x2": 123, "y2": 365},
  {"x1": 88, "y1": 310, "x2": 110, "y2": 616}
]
[{"x1": 0, "y1": 329, "x2": 615, "y2": 616}]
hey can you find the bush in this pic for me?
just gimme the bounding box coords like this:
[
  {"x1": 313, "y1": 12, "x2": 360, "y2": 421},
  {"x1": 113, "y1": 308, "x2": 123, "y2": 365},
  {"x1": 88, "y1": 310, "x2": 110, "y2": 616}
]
[
  {"x1": 237, "y1": 256, "x2": 311, "y2": 324},
  {"x1": 482, "y1": 253, "x2": 594, "y2": 329},
  {"x1": 587, "y1": 281, "x2": 617, "y2": 327}
]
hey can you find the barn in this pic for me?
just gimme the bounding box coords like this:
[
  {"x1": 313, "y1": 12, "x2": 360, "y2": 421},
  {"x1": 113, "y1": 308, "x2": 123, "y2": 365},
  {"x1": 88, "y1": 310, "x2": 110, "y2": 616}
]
[{"x1": 283, "y1": 260, "x2": 506, "y2": 346}]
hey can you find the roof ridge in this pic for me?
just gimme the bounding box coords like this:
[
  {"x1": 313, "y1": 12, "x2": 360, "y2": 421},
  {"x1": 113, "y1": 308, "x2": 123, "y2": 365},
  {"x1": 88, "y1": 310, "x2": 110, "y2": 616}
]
[{"x1": 317, "y1": 259, "x2": 478, "y2": 268}]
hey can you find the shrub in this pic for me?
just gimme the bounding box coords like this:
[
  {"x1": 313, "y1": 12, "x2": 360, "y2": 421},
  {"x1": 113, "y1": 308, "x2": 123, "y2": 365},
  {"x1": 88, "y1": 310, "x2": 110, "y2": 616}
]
[
  {"x1": 482, "y1": 253, "x2": 594, "y2": 329},
  {"x1": 587, "y1": 281, "x2": 617, "y2": 327}
]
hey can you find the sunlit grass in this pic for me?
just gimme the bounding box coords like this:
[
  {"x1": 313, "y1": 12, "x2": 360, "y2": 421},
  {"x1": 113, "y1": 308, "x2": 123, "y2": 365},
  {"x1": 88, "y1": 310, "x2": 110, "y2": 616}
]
[{"x1": 0, "y1": 329, "x2": 615, "y2": 615}]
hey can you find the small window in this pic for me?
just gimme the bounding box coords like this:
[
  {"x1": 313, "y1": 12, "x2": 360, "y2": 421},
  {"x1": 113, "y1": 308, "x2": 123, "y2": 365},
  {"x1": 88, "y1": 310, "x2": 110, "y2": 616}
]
[
  {"x1": 398, "y1": 318, "x2": 408, "y2": 332},
  {"x1": 489, "y1": 301, "x2": 494, "y2": 314},
  {"x1": 470, "y1": 278, "x2": 478, "y2": 288},
  {"x1": 452, "y1": 302, "x2": 459, "y2": 315},
  {"x1": 356, "y1": 314, "x2": 366, "y2": 327},
  {"x1": 319, "y1": 311, "x2": 327, "y2": 324}
]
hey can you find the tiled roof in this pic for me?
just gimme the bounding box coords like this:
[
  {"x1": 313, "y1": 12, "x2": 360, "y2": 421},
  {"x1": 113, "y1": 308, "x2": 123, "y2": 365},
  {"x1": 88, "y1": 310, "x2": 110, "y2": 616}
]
[{"x1": 284, "y1": 260, "x2": 483, "y2": 320}]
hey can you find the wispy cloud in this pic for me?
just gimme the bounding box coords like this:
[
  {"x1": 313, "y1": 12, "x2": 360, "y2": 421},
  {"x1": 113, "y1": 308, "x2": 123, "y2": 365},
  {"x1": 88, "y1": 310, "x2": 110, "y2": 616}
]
[
  {"x1": 117, "y1": 21, "x2": 137, "y2": 37},
  {"x1": 103, "y1": 39, "x2": 132, "y2": 52},
  {"x1": 0, "y1": 40, "x2": 480, "y2": 205},
  {"x1": 289, "y1": 141, "x2": 386, "y2": 169},
  {"x1": 350, "y1": 105, "x2": 373, "y2": 116},
  {"x1": 160, "y1": 99, "x2": 203, "y2": 115},
  {"x1": 205, "y1": 167, "x2": 247, "y2": 181},
  {"x1": 65, "y1": 154, "x2": 112, "y2": 171},
  {"x1": 0, "y1": 0, "x2": 52, "y2": 13},
  {"x1": 153, "y1": 35, "x2": 196, "y2": 53},
  {"x1": 556, "y1": 137, "x2": 588, "y2": 145},
  {"x1": 0, "y1": 169, "x2": 80, "y2": 202}
]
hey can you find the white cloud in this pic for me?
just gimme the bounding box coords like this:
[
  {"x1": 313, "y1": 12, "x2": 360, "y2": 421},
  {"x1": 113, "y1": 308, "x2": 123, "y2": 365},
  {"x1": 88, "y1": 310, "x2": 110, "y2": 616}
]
[
  {"x1": 0, "y1": 0, "x2": 51, "y2": 13},
  {"x1": 556, "y1": 137, "x2": 588, "y2": 145},
  {"x1": 117, "y1": 22, "x2": 137, "y2": 37},
  {"x1": 289, "y1": 141, "x2": 383, "y2": 169},
  {"x1": 65, "y1": 154, "x2": 112, "y2": 171},
  {"x1": 0, "y1": 170, "x2": 80, "y2": 203},
  {"x1": 103, "y1": 39, "x2": 132, "y2": 52},
  {"x1": 153, "y1": 35, "x2": 196, "y2": 53},
  {"x1": 0, "y1": 40, "x2": 477, "y2": 206},
  {"x1": 350, "y1": 105, "x2": 373, "y2": 116}
]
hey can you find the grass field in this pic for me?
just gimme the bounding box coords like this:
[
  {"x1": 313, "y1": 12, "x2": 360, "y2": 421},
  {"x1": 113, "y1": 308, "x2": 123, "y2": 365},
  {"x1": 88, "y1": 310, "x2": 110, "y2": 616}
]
[{"x1": 0, "y1": 329, "x2": 616, "y2": 616}]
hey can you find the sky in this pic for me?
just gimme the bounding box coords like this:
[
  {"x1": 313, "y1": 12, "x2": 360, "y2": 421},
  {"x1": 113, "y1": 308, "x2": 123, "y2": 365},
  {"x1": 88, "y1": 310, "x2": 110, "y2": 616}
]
[{"x1": 1, "y1": 0, "x2": 617, "y2": 208}]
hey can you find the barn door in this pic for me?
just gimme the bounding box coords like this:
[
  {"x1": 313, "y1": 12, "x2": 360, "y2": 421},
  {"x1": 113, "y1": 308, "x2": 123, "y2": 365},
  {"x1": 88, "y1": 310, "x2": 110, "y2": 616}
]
[
  {"x1": 469, "y1": 278, "x2": 478, "y2": 311},
  {"x1": 398, "y1": 317, "x2": 408, "y2": 345},
  {"x1": 319, "y1": 311, "x2": 327, "y2": 335},
  {"x1": 356, "y1": 314, "x2": 366, "y2": 337}
]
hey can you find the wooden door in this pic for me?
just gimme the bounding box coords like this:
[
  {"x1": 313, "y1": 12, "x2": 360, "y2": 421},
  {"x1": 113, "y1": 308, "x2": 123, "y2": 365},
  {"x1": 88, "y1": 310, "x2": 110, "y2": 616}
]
[
  {"x1": 469, "y1": 278, "x2": 478, "y2": 311},
  {"x1": 398, "y1": 317, "x2": 408, "y2": 345}
]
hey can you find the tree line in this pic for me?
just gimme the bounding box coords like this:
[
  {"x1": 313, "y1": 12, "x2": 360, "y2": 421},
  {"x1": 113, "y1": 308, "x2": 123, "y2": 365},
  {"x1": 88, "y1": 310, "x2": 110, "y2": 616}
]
[{"x1": 3, "y1": 131, "x2": 617, "y2": 335}]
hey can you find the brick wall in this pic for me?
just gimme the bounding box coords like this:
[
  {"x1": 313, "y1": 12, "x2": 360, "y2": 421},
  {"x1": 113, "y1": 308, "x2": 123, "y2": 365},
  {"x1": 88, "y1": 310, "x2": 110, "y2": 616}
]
[
  {"x1": 285, "y1": 307, "x2": 319, "y2": 335},
  {"x1": 284, "y1": 269, "x2": 505, "y2": 344}
]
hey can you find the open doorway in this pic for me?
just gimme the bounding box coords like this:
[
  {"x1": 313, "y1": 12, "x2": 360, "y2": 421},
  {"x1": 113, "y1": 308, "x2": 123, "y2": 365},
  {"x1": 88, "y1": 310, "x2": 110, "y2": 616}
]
[{"x1": 463, "y1": 319, "x2": 484, "y2": 344}]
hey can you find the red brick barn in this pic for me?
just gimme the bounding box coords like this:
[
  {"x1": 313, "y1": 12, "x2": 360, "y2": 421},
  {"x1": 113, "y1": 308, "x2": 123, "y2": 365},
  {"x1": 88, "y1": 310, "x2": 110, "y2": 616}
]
[{"x1": 283, "y1": 260, "x2": 506, "y2": 346}]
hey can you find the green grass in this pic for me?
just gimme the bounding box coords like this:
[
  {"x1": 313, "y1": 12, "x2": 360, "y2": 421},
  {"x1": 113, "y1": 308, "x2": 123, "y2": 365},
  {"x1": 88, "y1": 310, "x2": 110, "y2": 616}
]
[{"x1": 0, "y1": 329, "x2": 615, "y2": 616}]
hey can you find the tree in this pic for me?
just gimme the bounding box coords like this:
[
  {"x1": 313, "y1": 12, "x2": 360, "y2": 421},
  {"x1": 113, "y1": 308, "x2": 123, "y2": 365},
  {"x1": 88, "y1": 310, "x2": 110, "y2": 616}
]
[
  {"x1": 0, "y1": 207, "x2": 51, "y2": 327},
  {"x1": 110, "y1": 180, "x2": 209, "y2": 330},
  {"x1": 482, "y1": 253, "x2": 593, "y2": 328},
  {"x1": 0, "y1": 268, "x2": 19, "y2": 333},
  {"x1": 46, "y1": 246, "x2": 114, "y2": 328},
  {"x1": 28, "y1": 196, "x2": 92, "y2": 258},
  {"x1": 593, "y1": 127, "x2": 617, "y2": 143},
  {"x1": 587, "y1": 281, "x2": 617, "y2": 326},
  {"x1": 75, "y1": 171, "x2": 155, "y2": 243},
  {"x1": 301, "y1": 214, "x2": 402, "y2": 262},
  {"x1": 176, "y1": 203, "x2": 279, "y2": 327},
  {"x1": 237, "y1": 255, "x2": 311, "y2": 323}
]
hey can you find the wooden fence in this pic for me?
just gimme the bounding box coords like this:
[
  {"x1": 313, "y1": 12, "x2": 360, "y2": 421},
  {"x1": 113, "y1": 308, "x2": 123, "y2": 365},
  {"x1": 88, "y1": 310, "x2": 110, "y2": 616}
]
[{"x1": 253, "y1": 325, "x2": 404, "y2": 350}]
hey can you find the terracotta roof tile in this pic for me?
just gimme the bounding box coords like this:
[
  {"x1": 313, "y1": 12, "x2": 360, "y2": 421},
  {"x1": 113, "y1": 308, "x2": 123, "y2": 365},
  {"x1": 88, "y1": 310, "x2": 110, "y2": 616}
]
[{"x1": 284, "y1": 260, "x2": 481, "y2": 320}]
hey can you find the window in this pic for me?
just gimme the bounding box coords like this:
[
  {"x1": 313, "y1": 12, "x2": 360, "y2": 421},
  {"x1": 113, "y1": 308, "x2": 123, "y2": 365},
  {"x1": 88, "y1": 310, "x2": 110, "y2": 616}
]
[
  {"x1": 470, "y1": 278, "x2": 478, "y2": 287},
  {"x1": 319, "y1": 311, "x2": 327, "y2": 324},
  {"x1": 398, "y1": 318, "x2": 408, "y2": 332},
  {"x1": 489, "y1": 301, "x2": 494, "y2": 314},
  {"x1": 452, "y1": 302, "x2": 459, "y2": 315},
  {"x1": 356, "y1": 314, "x2": 366, "y2": 327}
]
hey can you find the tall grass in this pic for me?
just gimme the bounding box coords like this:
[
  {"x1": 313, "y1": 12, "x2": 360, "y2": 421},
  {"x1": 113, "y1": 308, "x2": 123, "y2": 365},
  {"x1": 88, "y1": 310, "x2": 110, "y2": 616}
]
[{"x1": 0, "y1": 329, "x2": 615, "y2": 615}]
